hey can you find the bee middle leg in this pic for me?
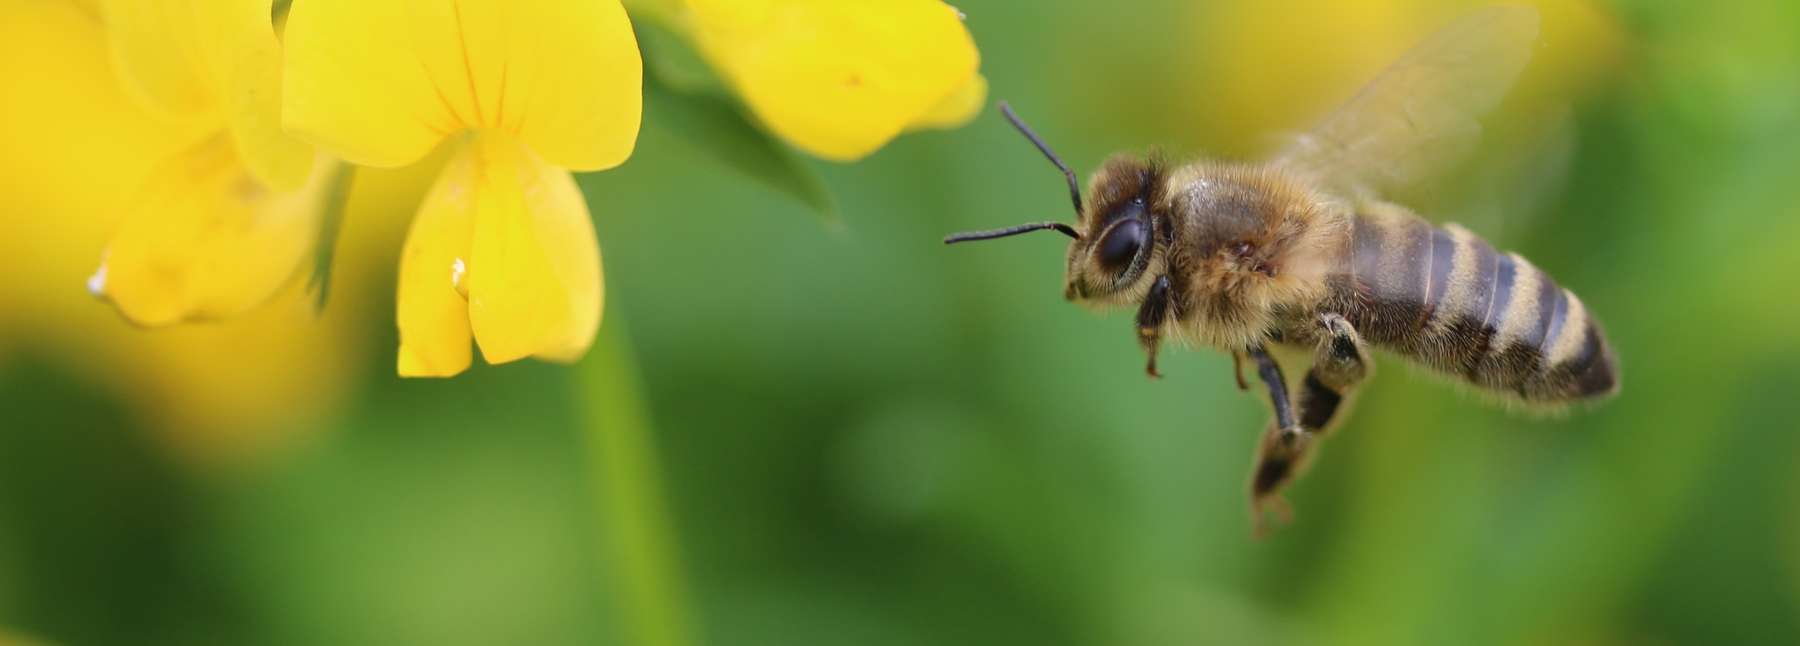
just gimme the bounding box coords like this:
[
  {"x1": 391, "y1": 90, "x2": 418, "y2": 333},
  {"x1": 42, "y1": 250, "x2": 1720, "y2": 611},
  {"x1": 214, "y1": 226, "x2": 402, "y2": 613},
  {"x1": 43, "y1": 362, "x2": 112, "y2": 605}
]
[{"x1": 1249, "y1": 313, "x2": 1371, "y2": 532}]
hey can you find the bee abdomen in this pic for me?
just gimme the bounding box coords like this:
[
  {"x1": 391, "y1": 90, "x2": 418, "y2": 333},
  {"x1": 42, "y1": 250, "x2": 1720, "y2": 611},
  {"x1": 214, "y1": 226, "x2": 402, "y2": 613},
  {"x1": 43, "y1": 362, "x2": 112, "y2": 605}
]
[{"x1": 1338, "y1": 211, "x2": 1617, "y2": 404}]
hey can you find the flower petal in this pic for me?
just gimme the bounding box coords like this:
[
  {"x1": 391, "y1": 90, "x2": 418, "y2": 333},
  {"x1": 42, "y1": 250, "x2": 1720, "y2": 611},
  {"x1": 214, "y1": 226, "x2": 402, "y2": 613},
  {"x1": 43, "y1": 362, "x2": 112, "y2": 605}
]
[
  {"x1": 220, "y1": 0, "x2": 316, "y2": 190},
  {"x1": 282, "y1": 0, "x2": 459, "y2": 167},
  {"x1": 282, "y1": 0, "x2": 642, "y2": 171},
  {"x1": 505, "y1": 0, "x2": 644, "y2": 171},
  {"x1": 97, "y1": 134, "x2": 333, "y2": 326},
  {"x1": 101, "y1": 0, "x2": 313, "y2": 188},
  {"x1": 684, "y1": 0, "x2": 981, "y2": 161},
  {"x1": 908, "y1": 73, "x2": 986, "y2": 131},
  {"x1": 395, "y1": 141, "x2": 480, "y2": 377},
  {"x1": 465, "y1": 133, "x2": 603, "y2": 366},
  {"x1": 99, "y1": 0, "x2": 217, "y2": 120}
]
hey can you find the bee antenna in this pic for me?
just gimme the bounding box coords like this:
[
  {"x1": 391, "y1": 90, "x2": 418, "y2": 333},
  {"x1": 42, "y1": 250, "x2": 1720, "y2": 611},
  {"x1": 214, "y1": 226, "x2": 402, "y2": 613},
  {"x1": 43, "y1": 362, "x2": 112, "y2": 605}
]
[
  {"x1": 999, "y1": 101, "x2": 1083, "y2": 217},
  {"x1": 943, "y1": 221, "x2": 1079, "y2": 245}
]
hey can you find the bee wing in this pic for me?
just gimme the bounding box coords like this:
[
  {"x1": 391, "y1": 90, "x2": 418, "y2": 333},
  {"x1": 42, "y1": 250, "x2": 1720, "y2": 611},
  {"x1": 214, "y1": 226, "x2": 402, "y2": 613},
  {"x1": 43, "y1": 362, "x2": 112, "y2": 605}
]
[{"x1": 1274, "y1": 5, "x2": 1540, "y2": 199}]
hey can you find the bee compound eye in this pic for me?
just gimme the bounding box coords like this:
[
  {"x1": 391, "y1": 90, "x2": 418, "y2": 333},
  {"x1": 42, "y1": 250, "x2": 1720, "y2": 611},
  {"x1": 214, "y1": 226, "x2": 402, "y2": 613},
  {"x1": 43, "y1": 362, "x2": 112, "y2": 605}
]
[{"x1": 1098, "y1": 218, "x2": 1146, "y2": 272}]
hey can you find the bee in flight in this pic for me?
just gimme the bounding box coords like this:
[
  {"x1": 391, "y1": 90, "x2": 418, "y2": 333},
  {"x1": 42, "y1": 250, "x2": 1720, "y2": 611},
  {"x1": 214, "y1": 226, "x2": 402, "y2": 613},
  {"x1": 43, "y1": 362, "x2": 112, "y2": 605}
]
[{"x1": 945, "y1": 5, "x2": 1617, "y2": 530}]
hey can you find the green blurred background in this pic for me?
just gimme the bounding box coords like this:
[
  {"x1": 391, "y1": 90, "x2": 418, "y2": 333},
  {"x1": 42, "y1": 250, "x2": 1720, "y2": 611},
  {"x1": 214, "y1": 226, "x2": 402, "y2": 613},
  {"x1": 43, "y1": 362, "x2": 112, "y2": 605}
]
[{"x1": 5, "y1": 0, "x2": 1800, "y2": 644}]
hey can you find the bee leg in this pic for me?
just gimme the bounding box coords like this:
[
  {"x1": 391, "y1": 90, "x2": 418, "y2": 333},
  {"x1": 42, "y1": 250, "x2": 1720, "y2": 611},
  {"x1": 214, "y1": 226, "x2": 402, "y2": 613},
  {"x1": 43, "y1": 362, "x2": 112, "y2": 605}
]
[
  {"x1": 1231, "y1": 352, "x2": 1250, "y2": 391},
  {"x1": 1295, "y1": 314, "x2": 1369, "y2": 450},
  {"x1": 1246, "y1": 345, "x2": 1300, "y2": 439},
  {"x1": 1248, "y1": 314, "x2": 1371, "y2": 532},
  {"x1": 1134, "y1": 275, "x2": 1172, "y2": 379},
  {"x1": 1245, "y1": 345, "x2": 1304, "y2": 535},
  {"x1": 1311, "y1": 313, "x2": 1370, "y2": 390}
]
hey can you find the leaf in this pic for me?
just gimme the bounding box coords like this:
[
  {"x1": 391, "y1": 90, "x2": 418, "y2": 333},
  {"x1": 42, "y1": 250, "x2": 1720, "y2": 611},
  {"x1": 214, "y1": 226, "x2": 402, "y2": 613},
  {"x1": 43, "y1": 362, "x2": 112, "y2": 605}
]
[
  {"x1": 645, "y1": 78, "x2": 838, "y2": 222},
  {"x1": 632, "y1": 13, "x2": 727, "y2": 97},
  {"x1": 306, "y1": 161, "x2": 355, "y2": 313},
  {"x1": 631, "y1": 15, "x2": 837, "y2": 222}
]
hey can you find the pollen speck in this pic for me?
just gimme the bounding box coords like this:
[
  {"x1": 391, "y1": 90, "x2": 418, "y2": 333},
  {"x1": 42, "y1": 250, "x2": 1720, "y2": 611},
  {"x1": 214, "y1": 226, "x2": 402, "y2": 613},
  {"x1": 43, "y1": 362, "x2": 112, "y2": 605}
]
[
  {"x1": 451, "y1": 258, "x2": 469, "y2": 298},
  {"x1": 86, "y1": 256, "x2": 108, "y2": 298}
]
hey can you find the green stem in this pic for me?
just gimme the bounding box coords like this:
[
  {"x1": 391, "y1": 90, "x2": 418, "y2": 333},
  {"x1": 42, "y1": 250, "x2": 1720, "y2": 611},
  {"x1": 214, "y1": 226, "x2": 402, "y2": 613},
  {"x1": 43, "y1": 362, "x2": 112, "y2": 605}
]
[
  {"x1": 306, "y1": 161, "x2": 355, "y2": 314},
  {"x1": 576, "y1": 315, "x2": 697, "y2": 646}
]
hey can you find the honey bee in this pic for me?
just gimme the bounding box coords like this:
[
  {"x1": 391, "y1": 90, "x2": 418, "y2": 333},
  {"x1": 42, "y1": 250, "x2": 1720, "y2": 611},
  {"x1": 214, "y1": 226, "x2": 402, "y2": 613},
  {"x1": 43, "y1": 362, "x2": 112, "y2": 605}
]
[{"x1": 945, "y1": 6, "x2": 1617, "y2": 530}]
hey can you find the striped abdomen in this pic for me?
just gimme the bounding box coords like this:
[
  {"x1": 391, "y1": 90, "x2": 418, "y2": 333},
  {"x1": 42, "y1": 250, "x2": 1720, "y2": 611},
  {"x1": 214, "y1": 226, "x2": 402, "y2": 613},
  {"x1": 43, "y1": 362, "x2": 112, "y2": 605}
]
[{"x1": 1327, "y1": 206, "x2": 1617, "y2": 404}]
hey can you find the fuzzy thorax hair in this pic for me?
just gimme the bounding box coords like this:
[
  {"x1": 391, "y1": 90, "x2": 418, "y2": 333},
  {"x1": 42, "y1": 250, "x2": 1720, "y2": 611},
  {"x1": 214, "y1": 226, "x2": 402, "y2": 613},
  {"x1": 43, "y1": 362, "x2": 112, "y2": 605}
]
[{"x1": 1067, "y1": 156, "x2": 1351, "y2": 352}]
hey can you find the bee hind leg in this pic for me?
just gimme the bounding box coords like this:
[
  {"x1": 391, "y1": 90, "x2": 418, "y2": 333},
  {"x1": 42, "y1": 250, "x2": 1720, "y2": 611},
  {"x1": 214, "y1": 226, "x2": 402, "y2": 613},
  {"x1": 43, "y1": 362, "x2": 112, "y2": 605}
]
[
  {"x1": 1248, "y1": 314, "x2": 1370, "y2": 534},
  {"x1": 1244, "y1": 345, "x2": 1301, "y2": 534},
  {"x1": 1245, "y1": 345, "x2": 1300, "y2": 435},
  {"x1": 1310, "y1": 313, "x2": 1370, "y2": 391}
]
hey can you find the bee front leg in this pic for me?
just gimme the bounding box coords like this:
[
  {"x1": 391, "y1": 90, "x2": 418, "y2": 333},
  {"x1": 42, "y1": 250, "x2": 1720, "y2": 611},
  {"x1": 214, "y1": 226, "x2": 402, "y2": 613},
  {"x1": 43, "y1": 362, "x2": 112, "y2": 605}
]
[
  {"x1": 1249, "y1": 313, "x2": 1371, "y2": 534},
  {"x1": 1134, "y1": 275, "x2": 1172, "y2": 378}
]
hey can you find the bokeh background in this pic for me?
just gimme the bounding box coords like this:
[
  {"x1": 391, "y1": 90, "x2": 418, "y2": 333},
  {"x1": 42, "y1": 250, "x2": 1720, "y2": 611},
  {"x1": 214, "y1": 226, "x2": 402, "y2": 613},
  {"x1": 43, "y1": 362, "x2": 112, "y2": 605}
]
[{"x1": 4, "y1": 0, "x2": 1800, "y2": 644}]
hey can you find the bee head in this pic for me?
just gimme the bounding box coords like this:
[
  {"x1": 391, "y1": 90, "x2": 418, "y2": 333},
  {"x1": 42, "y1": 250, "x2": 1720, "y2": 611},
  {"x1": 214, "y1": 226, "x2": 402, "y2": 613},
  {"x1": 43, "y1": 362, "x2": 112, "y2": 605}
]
[
  {"x1": 943, "y1": 102, "x2": 1165, "y2": 306},
  {"x1": 1061, "y1": 155, "x2": 1165, "y2": 305}
]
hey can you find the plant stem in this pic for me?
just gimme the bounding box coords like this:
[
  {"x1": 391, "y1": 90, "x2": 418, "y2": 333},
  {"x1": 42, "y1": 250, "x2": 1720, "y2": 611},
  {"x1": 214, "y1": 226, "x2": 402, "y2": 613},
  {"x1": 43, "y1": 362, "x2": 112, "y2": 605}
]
[{"x1": 576, "y1": 315, "x2": 696, "y2": 646}]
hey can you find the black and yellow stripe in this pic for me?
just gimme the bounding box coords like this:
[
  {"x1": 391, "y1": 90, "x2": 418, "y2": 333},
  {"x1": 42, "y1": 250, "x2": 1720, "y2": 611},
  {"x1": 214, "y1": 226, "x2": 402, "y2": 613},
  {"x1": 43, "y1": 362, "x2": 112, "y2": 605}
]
[{"x1": 1330, "y1": 208, "x2": 1617, "y2": 404}]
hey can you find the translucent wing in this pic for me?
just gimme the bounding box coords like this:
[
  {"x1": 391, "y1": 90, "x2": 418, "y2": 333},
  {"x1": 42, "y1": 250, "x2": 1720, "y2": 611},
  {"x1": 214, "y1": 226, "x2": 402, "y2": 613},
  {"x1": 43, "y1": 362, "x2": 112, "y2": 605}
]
[{"x1": 1274, "y1": 5, "x2": 1540, "y2": 199}]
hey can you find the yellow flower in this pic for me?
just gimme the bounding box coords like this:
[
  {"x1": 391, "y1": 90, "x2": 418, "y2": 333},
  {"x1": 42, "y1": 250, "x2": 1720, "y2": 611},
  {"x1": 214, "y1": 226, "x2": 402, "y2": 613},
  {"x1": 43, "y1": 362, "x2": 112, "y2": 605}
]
[
  {"x1": 281, "y1": 0, "x2": 642, "y2": 377},
  {"x1": 661, "y1": 0, "x2": 986, "y2": 161},
  {"x1": 1176, "y1": 0, "x2": 1625, "y2": 158},
  {"x1": 0, "y1": 0, "x2": 426, "y2": 465},
  {"x1": 88, "y1": 0, "x2": 334, "y2": 326}
]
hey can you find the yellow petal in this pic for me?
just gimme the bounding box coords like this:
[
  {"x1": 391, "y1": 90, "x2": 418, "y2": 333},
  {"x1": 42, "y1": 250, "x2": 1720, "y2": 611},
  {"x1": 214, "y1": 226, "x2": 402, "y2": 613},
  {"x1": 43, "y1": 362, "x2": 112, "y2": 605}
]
[
  {"x1": 100, "y1": 0, "x2": 217, "y2": 120},
  {"x1": 684, "y1": 0, "x2": 981, "y2": 161},
  {"x1": 465, "y1": 132, "x2": 604, "y2": 366},
  {"x1": 220, "y1": 0, "x2": 316, "y2": 190},
  {"x1": 281, "y1": 0, "x2": 457, "y2": 167},
  {"x1": 500, "y1": 0, "x2": 644, "y2": 171},
  {"x1": 395, "y1": 142, "x2": 480, "y2": 377},
  {"x1": 96, "y1": 134, "x2": 333, "y2": 326},
  {"x1": 908, "y1": 72, "x2": 987, "y2": 131},
  {"x1": 0, "y1": 0, "x2": 188, "y2": 319},
  {"x1": 2, "y1": 0, "x2": 420, "y2": 465},
  {"x1": 282, "y1": 0, "x2": 643, "y2": 171},
  {"x1": 100, "y1": 1, "x2": 312, "y2": 188}
]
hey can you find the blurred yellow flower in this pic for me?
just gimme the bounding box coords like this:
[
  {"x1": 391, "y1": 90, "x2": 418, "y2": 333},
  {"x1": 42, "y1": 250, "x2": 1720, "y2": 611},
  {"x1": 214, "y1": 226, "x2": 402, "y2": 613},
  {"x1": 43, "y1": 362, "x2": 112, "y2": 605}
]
[
  {"x1": 59, "y1": 0, "x2": 988, "y2": 382},
  {"x1": 0, "y1": 0, "x2": 426, "y2": 465},
  {"x1": 663, "y1": 0, "x2": 986, "y2": 161},
  {"x1": 1178, "y1": 0, "x2": 1624, "y2": 158},
  {"x1": 282, "y1": 0, "x2": 642, "y2": 377},
  {"x1": 87, "y1": 0, "x2": 335, "y2": 326}
]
